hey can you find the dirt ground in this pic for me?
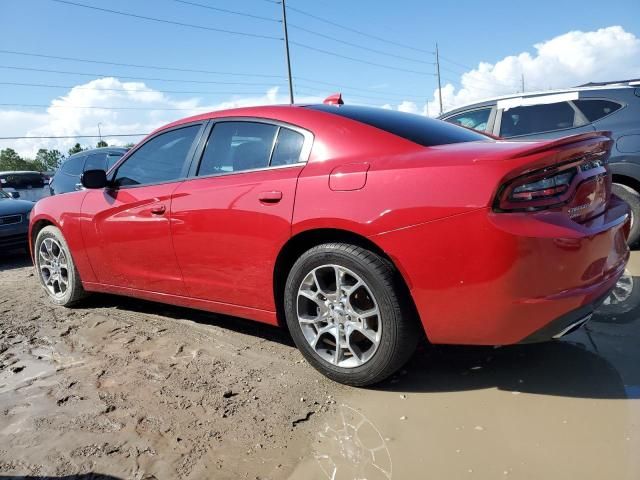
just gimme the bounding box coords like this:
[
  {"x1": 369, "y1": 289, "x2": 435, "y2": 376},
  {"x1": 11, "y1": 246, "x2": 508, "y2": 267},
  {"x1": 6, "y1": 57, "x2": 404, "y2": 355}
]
[
  {"x1": 1, "y1": 249, "x2": 640, "y2": 480},
  {"x1": 0, "y1": 249, "x2": 345, "y2": 479}
]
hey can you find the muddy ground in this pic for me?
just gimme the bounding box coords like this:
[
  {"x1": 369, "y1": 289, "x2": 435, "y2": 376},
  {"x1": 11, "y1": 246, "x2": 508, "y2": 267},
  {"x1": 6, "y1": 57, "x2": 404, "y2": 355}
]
[
  {"x1": 1, "y1": 248, "x2": 640, "y2": 480},
  {"x1": 0, "y1": 249, "x2": 344, "y2": 479}
]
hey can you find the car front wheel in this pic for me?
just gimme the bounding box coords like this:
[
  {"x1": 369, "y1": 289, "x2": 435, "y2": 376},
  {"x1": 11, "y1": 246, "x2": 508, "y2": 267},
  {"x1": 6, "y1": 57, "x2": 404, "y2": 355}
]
[
  {"x1": 284, "y1": 243, "x2": 419, "y2": 386},
  {"x1": 34, "y1": 225, "x2": 87, "y2": 306}
]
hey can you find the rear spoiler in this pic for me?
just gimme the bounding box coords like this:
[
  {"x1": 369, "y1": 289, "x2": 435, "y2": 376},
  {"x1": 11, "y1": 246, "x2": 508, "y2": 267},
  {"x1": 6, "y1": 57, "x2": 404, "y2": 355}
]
[{"x1": 505, "y1": 131, "x2": 612, "y2": 159}]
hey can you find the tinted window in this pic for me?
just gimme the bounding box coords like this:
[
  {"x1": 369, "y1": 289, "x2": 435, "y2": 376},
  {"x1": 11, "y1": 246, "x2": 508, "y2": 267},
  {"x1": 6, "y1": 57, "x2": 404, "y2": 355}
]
[
  {"x1": 271, "y1": 128, "x2": 305, "y2": 166},
  {"x1": 198, "y1": 122, "x2": 278, "y2": 176},
  {"x1": 308, "y1": 105, "x2": 489, "y2": 147},
  {"x1": 0, "y1": 172, "x2": 45, "y2": 189},
  {"x1": 106, "y1": 152, "x2": 124, "y2": 170},
  {"x1": 573, "y1": 99, "x2": 622, "y2": 122},
  {"x1": 500, "y1": 102, "x2": 578, "y2": 137},
  {"x1": 61, "y1": 155, "x2": 85, "y2": 175},
  {"x1": 84, "y1": 153, "x2": 107, "y2": 171},
  {"x1": 114, "y1": 125, "x2": 200, "y2": 187},
  {"x1": 445, "y1": 108, "x2": 492, "y2": 132}
]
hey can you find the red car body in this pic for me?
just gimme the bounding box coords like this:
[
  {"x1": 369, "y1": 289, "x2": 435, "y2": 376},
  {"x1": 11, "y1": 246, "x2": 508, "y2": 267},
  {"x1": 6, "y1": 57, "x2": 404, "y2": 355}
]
[{"x1": 29, "y1": 104, "x2": 630, "y2": 345}]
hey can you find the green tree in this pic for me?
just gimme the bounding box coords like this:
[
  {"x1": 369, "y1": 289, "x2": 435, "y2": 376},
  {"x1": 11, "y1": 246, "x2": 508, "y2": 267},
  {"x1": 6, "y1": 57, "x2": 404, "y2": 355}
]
[
  {"x1": 68, "y1": 143, "x2": 84, "y2": 156},
  {"x1": 123, "y1": 142, "x2": 135, "y2": 148},
  {"x1": 34, "y1": 149, "x2": 64, "y2": 171},
  {"x1": 0, "y1": 148, "x2": 32, "y2": 171},
  {"x1": 96, "y1": 140, "x2": 108, "y2": 148}
]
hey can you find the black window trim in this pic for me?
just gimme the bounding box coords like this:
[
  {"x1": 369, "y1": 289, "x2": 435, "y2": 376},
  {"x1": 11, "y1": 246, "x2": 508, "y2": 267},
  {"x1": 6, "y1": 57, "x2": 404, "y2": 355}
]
[
  {"x1": 108, "y1": 121, "x2": 206, "y2": 190},
  {"x1": 187, "y1": 117, "x2": 314, "y2": 179}
]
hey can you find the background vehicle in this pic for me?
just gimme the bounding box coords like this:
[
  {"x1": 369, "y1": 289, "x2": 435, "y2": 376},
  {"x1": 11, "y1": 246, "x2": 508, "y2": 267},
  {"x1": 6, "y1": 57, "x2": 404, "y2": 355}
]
[
  {"x1": 0, "y1": 189, "x2": 34, "y2": 251},
  {"x1": 0, "y1": 171, "x2": 50, "y2": 202},
  {"x1": 49, "y1": 147, "x2": 128, "y2": 195},
  {"x1": 440, "y1": 79, "x2": 640, "y2": 243},
  {"x1": 29, "y1": 103, "x2": 629, "y2": 386}
]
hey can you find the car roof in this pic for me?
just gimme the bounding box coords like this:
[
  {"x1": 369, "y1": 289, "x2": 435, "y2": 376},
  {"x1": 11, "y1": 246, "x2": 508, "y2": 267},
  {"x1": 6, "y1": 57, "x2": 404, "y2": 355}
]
[
  {"x1": 66, "y1": 146, "x2": 129, "y2": 159},
  {"x1": 0, "y1": 170, "x2": 44, "y2": 175},
  {"x1": 442, "y1": 83, "x2": 637, "y2": 116}
]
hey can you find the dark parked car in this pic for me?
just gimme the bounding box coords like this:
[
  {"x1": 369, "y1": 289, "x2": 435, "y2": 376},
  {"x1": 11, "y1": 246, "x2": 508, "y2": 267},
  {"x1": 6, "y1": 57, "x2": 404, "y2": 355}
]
[
  {"x1": 440, "y1": 79, "x2": 640, "y2": 243},
  {"x1": 0, "y1": 189, "x2": 34, "y2": 251},
  {"x1": 50, "y1": 147, "x2": 128, "y2": 195},
  {"x1": 0, "y1": 171, "x2": 50, "y2": 202}
]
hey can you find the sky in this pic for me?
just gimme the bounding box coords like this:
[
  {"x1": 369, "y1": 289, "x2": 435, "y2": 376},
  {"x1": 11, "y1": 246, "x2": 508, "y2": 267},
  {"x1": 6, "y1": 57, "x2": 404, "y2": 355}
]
[{"x1": 0, "y1": 0, "x2": 639, "y2": 157}]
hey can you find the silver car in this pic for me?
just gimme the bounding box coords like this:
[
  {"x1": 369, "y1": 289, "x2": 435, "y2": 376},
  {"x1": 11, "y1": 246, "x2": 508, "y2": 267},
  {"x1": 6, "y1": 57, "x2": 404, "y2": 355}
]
[{"x1": 440, "y1": 79, "x2": 640, "y2": 243}]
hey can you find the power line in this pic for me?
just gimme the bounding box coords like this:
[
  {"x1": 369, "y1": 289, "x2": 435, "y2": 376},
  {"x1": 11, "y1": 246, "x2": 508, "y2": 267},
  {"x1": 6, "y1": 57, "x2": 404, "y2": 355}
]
[
  {"x1": 0, "y1": 50, "x2": 284, "y2": 78},
  {"x1": 171, "y1": 0, "x2": 280, "y2": 23},
  {"x1": 0, "y1": 134, "x2": 147, "y2": 140},
  {"x1": 291, "y1": 41, "x2": 435, "y2": 76},
  {"x1": 49, "y1": 0, "x2": 281, "y2": 40},
  {"x1": 287, "y1": 23, "x2": 433, "y2": 65},
  {"x1": 0, "y1": 103, "x2": 207, "y2": 111},
  {"x1": 0, "y1": 65, "x2": 285, "y2": 87},
  {"x1": 0, "y1": 81, "x2": 275, "y2": 96},
  {"x1": 285, "y1": 4, "x2": 434, "y2": 55}
]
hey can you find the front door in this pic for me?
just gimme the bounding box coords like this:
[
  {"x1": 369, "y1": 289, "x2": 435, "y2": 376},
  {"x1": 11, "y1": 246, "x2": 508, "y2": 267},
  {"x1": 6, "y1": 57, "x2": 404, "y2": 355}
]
[{"x1": 81, "y1": 123, "x2": 204, "y2": 294}]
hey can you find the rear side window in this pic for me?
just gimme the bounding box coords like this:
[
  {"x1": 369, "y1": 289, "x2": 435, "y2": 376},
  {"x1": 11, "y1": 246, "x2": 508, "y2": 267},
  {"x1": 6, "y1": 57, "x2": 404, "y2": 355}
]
[
  {"x1": 573, "y1": 99, "x2": 622, "y2": 122},
  {"x1": 61, "y1": 155, "x2": 85, "y2": 175},
  {"x1": 113, "y1": 125, "x2": 200, "y2": 187},
  {"x1": 499, "y1": 102, "x2": 579, "y2": 137},
  {"x1": 445, "y1": 108, "x2": 492, "y2": 132},
  {"x1": 106, "y1": 152, "x2": 124, "y2": 170},
  {"x1": 271, "y1": 128, "x2": 305, "y2": 166},
  {"x1": 0, "y1": 172, "x2": 45, "y2": 189},
  {"x1": 308, "y1": 105, "x2": 489, "y2": 147}
]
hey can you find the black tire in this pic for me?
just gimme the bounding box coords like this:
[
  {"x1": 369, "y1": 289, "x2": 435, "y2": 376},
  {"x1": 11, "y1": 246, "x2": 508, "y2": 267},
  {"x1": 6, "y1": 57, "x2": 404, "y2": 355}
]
[
  {"x1": 34, "y1": 225, "x2": 87, "y2": 306},
  {"x1": 612, "y1": 183, "x2": 640, "y2": 246},
  {"x1": 284, "y1": 243, "x2": 420, "y2": 387}
]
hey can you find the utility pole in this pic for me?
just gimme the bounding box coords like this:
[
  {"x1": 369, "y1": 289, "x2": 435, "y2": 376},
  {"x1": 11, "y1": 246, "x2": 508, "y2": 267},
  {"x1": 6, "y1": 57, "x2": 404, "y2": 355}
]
[
  {"x1": 281, "y1": 0, "x2": 294, "y2": 104},
  {"x1": 435, "y1": 43, "x2": 443, "y2": 115},
  {"x1": 97, "y1": 123, "x2": 102, "y2": 143},
  {"x1": 521, "y1": 73, "x2": 525, "y2": 93}
]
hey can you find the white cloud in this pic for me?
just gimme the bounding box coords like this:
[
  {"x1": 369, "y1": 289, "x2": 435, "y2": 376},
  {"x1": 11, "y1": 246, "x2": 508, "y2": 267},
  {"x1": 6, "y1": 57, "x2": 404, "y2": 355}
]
[
  {"x1": 0, "y1": 78, "x2": 320, "y2": 158},
  {"x1": 384, "y1": 26, "x2": 640, "y2": 116}
]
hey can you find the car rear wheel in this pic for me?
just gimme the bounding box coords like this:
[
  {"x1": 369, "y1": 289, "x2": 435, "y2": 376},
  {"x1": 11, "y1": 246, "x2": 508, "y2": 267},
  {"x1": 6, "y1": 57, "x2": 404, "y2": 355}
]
[
  {"x1": 284, "y1": 243, "x2": 419, "y2": 386},
  {"x1": 612, "y1": 183, "x2": 640, "y2": 245},
  {"x1": 34, "y1": 226, "x2": 87, "y2": 306}
]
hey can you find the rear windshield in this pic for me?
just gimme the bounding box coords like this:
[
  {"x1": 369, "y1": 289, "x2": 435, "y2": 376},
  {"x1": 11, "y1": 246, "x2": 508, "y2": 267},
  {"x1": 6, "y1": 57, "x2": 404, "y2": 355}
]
[
  {"x1": 0, "y1": 172, "x2": 45, "y2": 189},
  {"x1": 308, "y1": 105, "x2": 490, "y2": 147}
]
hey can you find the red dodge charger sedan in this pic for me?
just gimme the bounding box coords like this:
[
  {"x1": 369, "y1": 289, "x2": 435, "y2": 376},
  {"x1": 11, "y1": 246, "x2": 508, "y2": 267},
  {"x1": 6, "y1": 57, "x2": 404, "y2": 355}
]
[{"x1": 29, "y1": 101, "x2": 630, "y2": 385}]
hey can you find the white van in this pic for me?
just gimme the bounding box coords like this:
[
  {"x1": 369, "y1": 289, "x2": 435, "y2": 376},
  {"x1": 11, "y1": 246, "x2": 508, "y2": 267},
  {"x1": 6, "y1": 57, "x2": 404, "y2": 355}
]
[{"x1": 0, "y1": 171, "x2": 51, "y2": 202}]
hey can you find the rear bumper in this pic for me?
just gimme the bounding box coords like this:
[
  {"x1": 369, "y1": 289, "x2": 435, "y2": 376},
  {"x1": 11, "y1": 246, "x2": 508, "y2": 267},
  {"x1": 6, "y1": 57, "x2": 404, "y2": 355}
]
[{"x1": 372, "y1": 198, "x2": 630, "y2": 345}]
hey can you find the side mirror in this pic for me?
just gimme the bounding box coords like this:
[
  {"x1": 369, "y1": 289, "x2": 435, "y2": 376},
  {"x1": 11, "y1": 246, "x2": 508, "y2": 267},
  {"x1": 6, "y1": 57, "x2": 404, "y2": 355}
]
[
  {"x1": 10, "y1": 191, "x2": 20, "y2": 199},
  {"x1": 81, "y1": 169, "x2": 108, "y2": 189}
]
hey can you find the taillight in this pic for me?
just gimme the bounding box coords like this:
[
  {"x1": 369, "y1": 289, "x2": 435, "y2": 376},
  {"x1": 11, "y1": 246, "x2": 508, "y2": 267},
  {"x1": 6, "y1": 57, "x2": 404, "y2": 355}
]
[{"x1": 495, "y1": 155, "x2": 608, "y2": 215}]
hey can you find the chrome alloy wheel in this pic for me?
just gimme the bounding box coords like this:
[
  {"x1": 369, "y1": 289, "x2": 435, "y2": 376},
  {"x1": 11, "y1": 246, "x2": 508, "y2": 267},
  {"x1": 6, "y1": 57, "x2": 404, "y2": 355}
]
[
  {"x1": 297, "y1": 264, "x2": 382, "y2": 368},
  {"x1": 38, "y1": 237, "x2": 70, "y2": 298}
]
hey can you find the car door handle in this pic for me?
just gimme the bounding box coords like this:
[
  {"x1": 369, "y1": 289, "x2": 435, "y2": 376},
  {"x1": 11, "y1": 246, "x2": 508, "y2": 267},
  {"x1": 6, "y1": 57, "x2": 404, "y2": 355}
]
[
  {"x1": 258, "y1": 191, "x2": 283, "y2": 204},
  {"x1": 151, "y1": 204, "x2": 166, "y2": 215}
]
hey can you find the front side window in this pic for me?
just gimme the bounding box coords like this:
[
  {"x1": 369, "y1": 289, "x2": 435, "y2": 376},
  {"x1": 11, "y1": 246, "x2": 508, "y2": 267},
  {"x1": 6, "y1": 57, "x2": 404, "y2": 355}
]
[
  {"x1": 113, "y1": 125, "x2": 200, "y2": 187},
  {"x1": 499, "y1": 102, "x2": 579, "y2": 137},
  {"x1": 445, "y1": 108, "x2": 492, "y2": 132},
  {"x1": 573, "y1": 99, "x2": 622, "y2": 122},
  {"x1": 61, "y1": 156, "x2": 85, "y2": 176}
]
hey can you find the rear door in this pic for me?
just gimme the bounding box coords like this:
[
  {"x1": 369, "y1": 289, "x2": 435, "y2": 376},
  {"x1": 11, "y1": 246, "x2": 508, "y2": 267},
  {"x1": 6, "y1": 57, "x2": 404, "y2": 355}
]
[
  {"x1": 171, "y1": 119, "x2": 312, "y2": 311},
  {"x1": 81, "y1": 123, "x2": 204, "y2": 294}
]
